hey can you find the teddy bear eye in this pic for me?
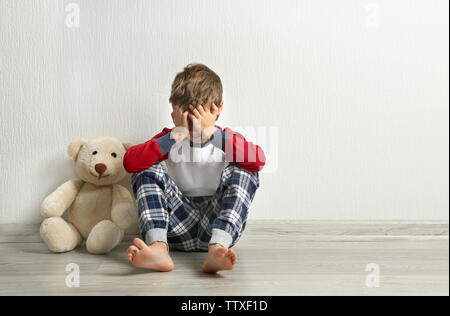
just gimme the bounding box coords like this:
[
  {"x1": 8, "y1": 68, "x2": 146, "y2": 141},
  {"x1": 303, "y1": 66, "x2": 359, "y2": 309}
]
[
  {"x1": 92, "y1": 151, "x2": 98, "y2": 155},
  {"x1": 111, "y1": 153, "x2": 117, "y2": 158}
]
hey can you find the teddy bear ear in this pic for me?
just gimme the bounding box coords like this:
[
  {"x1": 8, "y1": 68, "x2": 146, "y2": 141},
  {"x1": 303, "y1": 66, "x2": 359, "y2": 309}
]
[
  {"x1": 67, "y1": 139, "x2": 88, "y2": 161},
  {"x1": 122, "y1": 142, "x2": 133, "y2": 151}
]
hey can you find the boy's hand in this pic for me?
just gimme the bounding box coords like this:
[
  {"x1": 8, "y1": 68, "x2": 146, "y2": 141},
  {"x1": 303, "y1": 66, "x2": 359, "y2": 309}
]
[
  {"x1": 188, "y1": 103, "x2": 219, "y2": 140},
  {"x1": 171, "y1": 106, "x2": 189, "y2": 142}
]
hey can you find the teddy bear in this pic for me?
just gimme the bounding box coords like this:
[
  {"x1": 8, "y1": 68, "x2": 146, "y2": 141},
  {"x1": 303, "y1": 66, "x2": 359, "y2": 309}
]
[{"x1": 40, "y1": 136, "x2": 137, "y2": 254}]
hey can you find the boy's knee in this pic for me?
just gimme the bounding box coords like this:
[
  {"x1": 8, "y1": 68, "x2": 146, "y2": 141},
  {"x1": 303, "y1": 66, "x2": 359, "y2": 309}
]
[
  {"x1": 144, "y1": 162, "x2": 166, "y2": 175},
  {"x1": 223, "y1": 164, "x2": 260, "y2": 190},
  {"x1": 132, "y1": 163, "x2": 168, "y2": 190}
]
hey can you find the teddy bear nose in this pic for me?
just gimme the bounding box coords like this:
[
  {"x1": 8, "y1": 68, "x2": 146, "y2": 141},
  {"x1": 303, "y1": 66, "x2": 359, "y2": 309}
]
[{"x1": 95, "y1": 163, "x2": 107, "y2": 175}]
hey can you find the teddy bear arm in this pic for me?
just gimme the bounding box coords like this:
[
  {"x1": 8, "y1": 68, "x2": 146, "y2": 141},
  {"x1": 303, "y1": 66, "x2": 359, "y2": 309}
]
[
  {"x1": 111, "y1": 184, "x2": 137, "y2": 230},
  {"x1": 40, "y1": 179, "x2": 84, "y2": 218}
]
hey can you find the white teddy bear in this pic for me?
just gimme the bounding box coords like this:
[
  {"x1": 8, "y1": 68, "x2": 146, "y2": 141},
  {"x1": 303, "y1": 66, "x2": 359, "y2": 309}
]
[{"x1": 40, "y1": 137, "x2": 137, "y2": 254}]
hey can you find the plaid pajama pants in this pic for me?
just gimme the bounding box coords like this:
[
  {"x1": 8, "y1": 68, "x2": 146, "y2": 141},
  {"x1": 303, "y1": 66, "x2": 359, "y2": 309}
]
[{"x1": 131, "y1": 162, "x2": 260, "y2": 252}]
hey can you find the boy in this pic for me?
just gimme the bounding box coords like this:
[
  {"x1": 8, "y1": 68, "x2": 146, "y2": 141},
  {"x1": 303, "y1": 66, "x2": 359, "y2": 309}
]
[{"x1": 124, "y1": 64, "x2": 265, "y2": 273}]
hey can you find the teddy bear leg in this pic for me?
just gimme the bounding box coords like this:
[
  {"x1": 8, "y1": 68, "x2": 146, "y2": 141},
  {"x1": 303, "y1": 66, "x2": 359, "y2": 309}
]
[
  {"x1": 40, "y1": 217, "x2": 82, "y2": 253},
  {"x1": 86, "y1": 220, "x2": 124, "y2": 254}
]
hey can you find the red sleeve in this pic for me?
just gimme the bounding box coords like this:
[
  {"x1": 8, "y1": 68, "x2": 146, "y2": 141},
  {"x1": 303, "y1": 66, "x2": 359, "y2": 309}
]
[
  {"x1": 123, "y1": 128, "x2": 174, "y2": 173},
  {"x1": 212, "y1": 127, "x2": 266, "y2": 173}
]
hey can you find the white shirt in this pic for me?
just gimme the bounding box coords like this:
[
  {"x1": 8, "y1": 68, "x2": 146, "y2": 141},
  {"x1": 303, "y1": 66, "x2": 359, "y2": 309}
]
[{"x1": 165, "y1": 138, "x2": 229, "y2": 196}]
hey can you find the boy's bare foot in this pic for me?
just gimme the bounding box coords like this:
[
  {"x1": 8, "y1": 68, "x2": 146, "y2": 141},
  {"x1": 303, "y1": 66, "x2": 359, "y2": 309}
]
[
  {"x1": 126, "y1": 238, "x2": 174, "y2": 272},
  {"x1": 202, "y1": 244, "x2": 237, "y2": 273}
]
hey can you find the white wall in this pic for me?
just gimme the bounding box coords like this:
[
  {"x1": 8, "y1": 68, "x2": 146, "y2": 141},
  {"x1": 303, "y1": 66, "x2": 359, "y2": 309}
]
[{"x1": 0, "y1": 0, "x2": 448, "y2": 223}]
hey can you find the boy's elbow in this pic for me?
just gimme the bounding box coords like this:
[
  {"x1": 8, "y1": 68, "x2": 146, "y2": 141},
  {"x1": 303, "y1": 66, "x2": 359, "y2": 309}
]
[
  {"x1": 242, "y1": 149, "x2": 266, "y2": 173},
  {"x1": 123, "y1": 151, "x2": 135, "y2": 173},
  {"x1": 241, "y1": 161, "x2": 265, "y2": 173},
  {"x1": 253, "y1": 160, "x2": 265, "y2": 173},
  {"x1": 257, "y1": 160, "x2": 265, "y2": 172},
  {"x1": 255, "y1": 146, "x2": 266, "y2": 172}
]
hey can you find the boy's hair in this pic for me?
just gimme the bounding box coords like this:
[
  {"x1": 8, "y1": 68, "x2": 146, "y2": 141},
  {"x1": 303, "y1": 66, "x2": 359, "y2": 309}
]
[{"x1": 169, "y1": 64, "x2": 223, "y2": 109}]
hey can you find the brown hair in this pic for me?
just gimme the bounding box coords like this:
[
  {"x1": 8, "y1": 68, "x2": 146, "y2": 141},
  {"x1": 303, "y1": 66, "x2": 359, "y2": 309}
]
[{"x1": 169, "y1": 64, "x2": 223, "y2": 109}]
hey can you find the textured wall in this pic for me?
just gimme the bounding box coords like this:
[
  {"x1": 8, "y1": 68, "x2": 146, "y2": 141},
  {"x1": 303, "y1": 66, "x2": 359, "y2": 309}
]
[{"x1": 0, "y1": 0, "x2": 448, "y2": 223}]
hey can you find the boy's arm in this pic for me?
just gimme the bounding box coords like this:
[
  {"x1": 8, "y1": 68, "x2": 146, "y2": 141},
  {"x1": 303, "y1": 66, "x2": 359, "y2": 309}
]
[
  {"x1": 123, "y1": 128, "x2": 175, "y2": 173},
  {"x1": 211, "y1": 126, "x2": 266, "y2": 172}
]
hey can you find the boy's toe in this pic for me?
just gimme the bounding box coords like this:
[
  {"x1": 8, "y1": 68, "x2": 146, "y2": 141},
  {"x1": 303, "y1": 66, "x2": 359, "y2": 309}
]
[
  {"x1": 228, "y1": 250, "x2": 237, "y2": 263},
  {"x1": 127, "y1": 245, "x2": 139, "y2": 261},
  {"x1": 133, "y1": 238, "x2": 147, "y2": 249}
]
